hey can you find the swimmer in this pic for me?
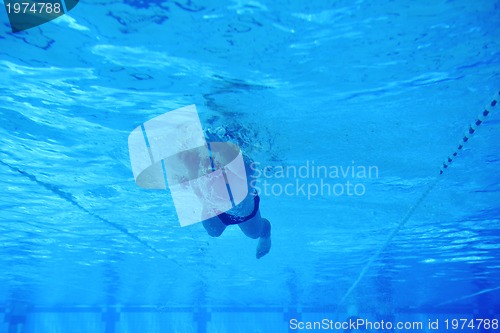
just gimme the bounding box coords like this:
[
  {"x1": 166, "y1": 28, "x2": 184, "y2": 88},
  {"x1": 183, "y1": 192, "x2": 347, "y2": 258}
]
[
  {"x1": 174, "y1": 128, "x2": 272, "y2": 259},
  {"x1": 202, "y1": 160, "x2": 272, "y2": 259}
]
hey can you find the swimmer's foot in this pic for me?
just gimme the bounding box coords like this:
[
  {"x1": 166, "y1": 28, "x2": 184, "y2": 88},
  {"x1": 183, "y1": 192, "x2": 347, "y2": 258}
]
[
  {"x1": 256, "y1": 237, "x2": 271, "y2": 259},
  {"x1": 256, "y1": 219, "x2": 271, "y2": 259}
]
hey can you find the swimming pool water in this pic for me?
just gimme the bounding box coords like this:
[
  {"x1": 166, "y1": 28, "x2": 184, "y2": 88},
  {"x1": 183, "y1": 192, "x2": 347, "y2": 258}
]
[{"x1": 0, "y1": 0, "x2": 499, "y2": 332}]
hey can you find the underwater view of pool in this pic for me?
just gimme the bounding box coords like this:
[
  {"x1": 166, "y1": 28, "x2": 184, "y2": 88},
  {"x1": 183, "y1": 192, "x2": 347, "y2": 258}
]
[{"x1": 0, "y1": 0, "x2": 499, "y2": 332}]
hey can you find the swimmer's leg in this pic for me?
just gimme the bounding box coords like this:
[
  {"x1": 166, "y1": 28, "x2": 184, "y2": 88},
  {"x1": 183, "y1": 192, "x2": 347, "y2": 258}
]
[
  {"x1": 238, "y1": 214, "x2": 272, "y2": 258},
  {"x1": 256, "y1": 218, "x2": 271, "y2": 259},
  {"x1": 202, "y1": 216, "x2": 226, "y2": 237}
]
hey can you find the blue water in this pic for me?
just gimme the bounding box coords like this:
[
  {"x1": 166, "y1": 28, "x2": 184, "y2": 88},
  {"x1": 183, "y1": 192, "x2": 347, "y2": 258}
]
[{"x1": 1, "y1": 0, "x2": 499, "y2": 332}]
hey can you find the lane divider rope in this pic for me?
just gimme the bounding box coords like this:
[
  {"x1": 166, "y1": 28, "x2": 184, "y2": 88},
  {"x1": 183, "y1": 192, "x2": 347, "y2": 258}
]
[
  {"x1": 0, "y1": 159, "x2": 187, "y2": 269},
  {"x1": 337, "y1": 90, "x2": 499, "y2": 310}
]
